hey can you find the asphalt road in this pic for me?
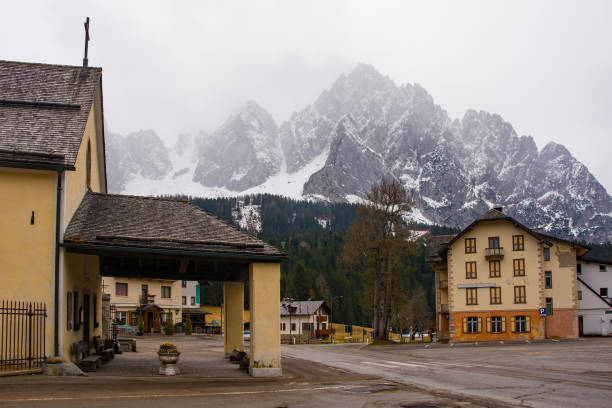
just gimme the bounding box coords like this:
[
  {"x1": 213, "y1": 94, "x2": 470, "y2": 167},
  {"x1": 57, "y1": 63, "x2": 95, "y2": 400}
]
[
  {"x1": 2, "y1": 336, "x2": 610, "y2": 407},
  {"x1": 282, "y1": 337, "x2": 612, "y2": 408},
  {"x1": 0, "y1": 335, "x2": 487, "y2": 408}
]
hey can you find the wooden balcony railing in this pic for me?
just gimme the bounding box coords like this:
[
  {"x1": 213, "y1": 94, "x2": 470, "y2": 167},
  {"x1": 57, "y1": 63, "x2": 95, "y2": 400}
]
[
  {"x1": 485, "y1": 247, "x2": 504, "y2": 259},
  {"x1": 139, "y1": 294, "x2": 155, "y2": 305},
  {"x1": 315, "y1": 329, "x2": 335, "y2": 336}
]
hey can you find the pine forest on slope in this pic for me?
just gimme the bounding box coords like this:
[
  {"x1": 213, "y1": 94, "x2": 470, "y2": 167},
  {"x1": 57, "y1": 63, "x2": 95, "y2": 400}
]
[{"x1": 107, "y1": 64, "x2": 612, "y2": 242}]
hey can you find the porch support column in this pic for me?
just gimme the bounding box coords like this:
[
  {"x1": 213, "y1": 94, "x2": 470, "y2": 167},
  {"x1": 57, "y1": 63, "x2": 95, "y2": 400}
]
[
  {"x1": 223, "y1": 281, "x2": 244, "y2": 357},
  {"x1": 249, "y1": 262, "x2": 281, "y2": 377}
]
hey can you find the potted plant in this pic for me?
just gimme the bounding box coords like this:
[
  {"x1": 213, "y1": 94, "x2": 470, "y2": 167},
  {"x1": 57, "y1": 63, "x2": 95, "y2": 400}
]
[{"x1": 158, "y1": 342, "x2": 180, "y2": 375}]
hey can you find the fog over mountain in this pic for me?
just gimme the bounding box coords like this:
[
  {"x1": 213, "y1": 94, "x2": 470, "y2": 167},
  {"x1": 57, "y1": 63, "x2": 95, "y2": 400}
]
[{"x1": 106, "y1": 64, "x2": 612, "y2": 242}]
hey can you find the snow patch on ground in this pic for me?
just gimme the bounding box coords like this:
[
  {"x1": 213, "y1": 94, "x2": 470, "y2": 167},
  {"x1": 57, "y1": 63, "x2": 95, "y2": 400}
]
[
  {"x1": 124, "y1": 147, "x2": 330, "y2": 200},
  {"x1": 403, "y1": 207, "x2": 432, "y2": 224},
  {"x1": 231, "y1": 202, "x2": 262, "y2": 233},
  {"x1": 422, "y1": 196, "x2": 448, "y2": 208},
  {"x1": 315, "y1": 216, "x2": 332, "y2": 229}
]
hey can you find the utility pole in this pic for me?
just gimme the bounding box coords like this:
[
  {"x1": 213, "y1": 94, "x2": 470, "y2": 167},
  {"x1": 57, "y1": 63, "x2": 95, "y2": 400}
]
[{"x1": 283, "y1": 297, "x2": 294, "y2": 344}]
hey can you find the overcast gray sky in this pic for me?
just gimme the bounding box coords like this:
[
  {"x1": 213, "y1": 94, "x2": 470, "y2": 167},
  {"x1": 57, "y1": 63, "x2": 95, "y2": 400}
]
[{"x1": 3, "y1": 1, "x2": 611, "y2": 193}]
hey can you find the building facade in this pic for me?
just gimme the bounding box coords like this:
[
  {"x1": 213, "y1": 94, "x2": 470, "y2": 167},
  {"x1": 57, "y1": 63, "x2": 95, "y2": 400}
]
[
  {"x1": 104, "y1": 277, "x2": 183, "y2": 332},
  {"x1": 577, "y1": 256, "x2": 612, "y2": 336},
  {"x1": 428, "y1": 207, "x2": 588, "y2": 342},
  {"x1": 280, "y1": 300, "x2": 332, "y2": 341}
]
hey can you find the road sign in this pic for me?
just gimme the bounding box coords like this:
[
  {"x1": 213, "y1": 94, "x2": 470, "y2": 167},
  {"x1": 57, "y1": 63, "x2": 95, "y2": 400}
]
[{"x1": 538, "y1": 307, "x2": 547, "y2": 316}]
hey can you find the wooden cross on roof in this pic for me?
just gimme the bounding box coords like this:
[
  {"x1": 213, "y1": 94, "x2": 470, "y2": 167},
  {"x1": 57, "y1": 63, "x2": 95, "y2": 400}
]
[{"x1": 83, "y1": 17, "x2": 90, "y2": 67}]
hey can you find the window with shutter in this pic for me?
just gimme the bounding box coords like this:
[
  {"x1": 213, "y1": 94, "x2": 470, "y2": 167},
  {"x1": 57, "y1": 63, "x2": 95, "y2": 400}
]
[
  {"x1": 477, "y1": 317, "x2": 482, "y2": 333},
  {"x1": 501, "y1": 316, "x2": 506, "y2": 332},
  {"x1": 466, "y1": 262, "x2": 477, "y2": 279},
  {"x1": 486, "y1": 317, "x2": 491, "y2": 333},
  {"x1": 525, "y1": 316, "x2": 531, "y2": 332},
  {"x1": 463, "y1": 317, "x2": 468, "y2": 333},
  {"x1": 510, "y1": 316, "x2": 516, "y2": 332}
]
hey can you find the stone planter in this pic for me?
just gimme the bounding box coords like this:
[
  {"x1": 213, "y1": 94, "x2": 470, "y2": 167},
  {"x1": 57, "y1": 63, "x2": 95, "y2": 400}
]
[{"x1": 158, "y1": 352, "x2": 180, "y2": 375}]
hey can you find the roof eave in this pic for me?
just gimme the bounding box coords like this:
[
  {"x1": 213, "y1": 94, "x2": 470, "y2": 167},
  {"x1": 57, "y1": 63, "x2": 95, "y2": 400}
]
[
  {"x1": 0, "y1": 160, "x2": 74, "y2": 172},
  {"x1": 60, "y1": 241, "x2": 287, "y2": 262}
]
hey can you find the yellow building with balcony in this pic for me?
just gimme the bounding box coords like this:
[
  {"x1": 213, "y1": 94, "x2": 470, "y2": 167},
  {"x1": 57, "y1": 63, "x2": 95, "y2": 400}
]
[
  {"x1": 428, "y1": 207, "x2": 588, "y2": 342},
  {"x1": 103, "y1": 277, "x2": 183, "y2": 332}
]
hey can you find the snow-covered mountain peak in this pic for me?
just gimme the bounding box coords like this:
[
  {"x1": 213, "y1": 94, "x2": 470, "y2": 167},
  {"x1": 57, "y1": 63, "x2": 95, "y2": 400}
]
[{"x1": 107, "y1": 64, "x2": 612, "y2": 241}]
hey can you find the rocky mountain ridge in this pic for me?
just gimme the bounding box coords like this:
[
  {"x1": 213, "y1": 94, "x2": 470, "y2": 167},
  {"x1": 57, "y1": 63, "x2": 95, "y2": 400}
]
[{"x1": 106, "y1": 64, "x2": 612, "y2": 241}]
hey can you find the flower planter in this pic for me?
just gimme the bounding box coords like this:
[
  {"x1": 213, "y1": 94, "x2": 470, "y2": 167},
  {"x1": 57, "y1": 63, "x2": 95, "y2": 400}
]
[{"x1": 158, "y1": 352, "x2": 180, "y2": 375}]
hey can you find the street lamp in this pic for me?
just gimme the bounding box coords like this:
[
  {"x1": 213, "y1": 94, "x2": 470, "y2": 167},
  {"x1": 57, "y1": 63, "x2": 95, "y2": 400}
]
[{"x1": 283, "y1": 297, "x2": 294, "y2": 344}]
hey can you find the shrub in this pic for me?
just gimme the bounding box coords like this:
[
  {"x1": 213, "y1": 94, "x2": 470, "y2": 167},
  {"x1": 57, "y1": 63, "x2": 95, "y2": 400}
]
[
  {"x1": 184, "y1": 313, "x2": 192, "y2": 335},
  {"x1": 163, "y1": 312, "x2": 174, "y2": 335},
  {"x1": 137, "y1": 313, "x2": 145, "y2": 335}
]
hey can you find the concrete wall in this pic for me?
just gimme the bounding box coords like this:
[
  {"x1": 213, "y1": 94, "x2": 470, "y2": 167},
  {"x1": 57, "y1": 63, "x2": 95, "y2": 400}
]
[
  {"x1": 181, "y1": 280, "x2": 200, "y2": 309},
  {"x1": 579, "y1": 261, "x2": 612, "y2": 303},
  {"x1": 543, "y1": 240, "x2": 578, "y2": 338},
  {"x1": 0, "y1": 167, "x2": 57, "y2": 357},
  {"x1": 578, "y1": 279, "x2": 612, "y2": 336}
]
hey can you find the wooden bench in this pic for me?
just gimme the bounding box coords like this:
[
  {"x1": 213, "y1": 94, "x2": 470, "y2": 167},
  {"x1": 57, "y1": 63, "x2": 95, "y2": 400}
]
[
  {"x1": 93, "y1": 336, "x2": 115, "y2": 362},
  {"x1": 79, "y1": 354, "x2": 103, "y2": 372}
]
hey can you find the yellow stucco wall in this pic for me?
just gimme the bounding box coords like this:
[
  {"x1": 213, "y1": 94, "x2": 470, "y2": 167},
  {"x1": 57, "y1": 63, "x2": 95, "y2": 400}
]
[
  {"x1": 202, "y1": 305, "x2": 250, "y2": 329},
  {"x1": 249, "y1": 263, "x2": 281, "y2": 370},
  {"x1": 0, "y1": 168, "x2": 57, "y2": 357},
  {"x1": 544, "y1": 240, "x2": 577, "y2": 309},
  {"x1": 63, "y1": 253, "x2": 102, "y2": 359},
  {"x1": 223, "y1": 282, "x2": 244, "y2": 354},
  {"x1": 449, "y1": 221, "x2": 542, "y2": 313},
  {"x1": 64, "y1": 105, "x2": 104, "y2": 230}
]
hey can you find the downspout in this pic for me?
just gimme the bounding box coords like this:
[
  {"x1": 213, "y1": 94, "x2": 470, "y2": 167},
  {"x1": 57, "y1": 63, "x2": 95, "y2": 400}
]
[{"x1": 54, "y1": 170, "x2": 63, "y2": 356}]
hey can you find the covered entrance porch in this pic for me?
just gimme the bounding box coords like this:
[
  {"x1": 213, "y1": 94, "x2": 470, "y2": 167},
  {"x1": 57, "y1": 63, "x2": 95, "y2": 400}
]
[{"x1": 62, "y1": 193, "x2": 285, "y2": 377}]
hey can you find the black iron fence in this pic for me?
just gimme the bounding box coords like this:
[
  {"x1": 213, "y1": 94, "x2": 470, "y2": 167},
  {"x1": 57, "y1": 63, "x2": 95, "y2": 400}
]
[{"x1": 0, "y1": 301, "x2": 47, "y2": 373}]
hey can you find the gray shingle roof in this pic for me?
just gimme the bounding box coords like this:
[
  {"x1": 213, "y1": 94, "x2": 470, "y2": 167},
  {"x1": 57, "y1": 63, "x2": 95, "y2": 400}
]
[
  {"x1": 280, "y1": 300, "x2": 329, "y2": 316},
  {"x1": 0, "y1": 60, "x2": 101, "y2": 168},
  {"x1": 64, "y1": 192, "x2": 285, "y2": 258},
  {"x1": 426, "y1": 234, "x2": 454, "y2": 263}
]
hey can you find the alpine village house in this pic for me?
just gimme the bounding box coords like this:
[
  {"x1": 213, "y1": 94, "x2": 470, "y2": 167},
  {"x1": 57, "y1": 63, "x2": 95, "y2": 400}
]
[
  {"x1": 428, "y1": 207, "x2": 589, "y2": 342},
  {"x1": 0, "y1": 60, "x2": 286, "y2": 376}
]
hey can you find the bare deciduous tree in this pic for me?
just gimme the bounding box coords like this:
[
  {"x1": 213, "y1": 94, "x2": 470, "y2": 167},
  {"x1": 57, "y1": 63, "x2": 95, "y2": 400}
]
[{"x1": 342, "y1": 178, "x2": 412, "y2": 341}]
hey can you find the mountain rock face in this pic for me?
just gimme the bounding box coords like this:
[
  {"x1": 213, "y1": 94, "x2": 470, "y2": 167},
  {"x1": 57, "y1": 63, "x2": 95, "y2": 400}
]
[
  {"x1": 106, "y1": 64, "x2": 612, "y2": 241},
  {"x1": 106, "y1": 129, "x2": 172, "y2": 192},
  {"x1": 192, "y1": 101, "x2": 282, "y2": 191}
]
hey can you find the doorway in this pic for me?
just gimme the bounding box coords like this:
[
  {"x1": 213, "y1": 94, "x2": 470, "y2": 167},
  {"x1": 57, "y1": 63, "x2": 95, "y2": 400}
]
[{"x1": 578, "y1": 315, "x2": 583, "y2": 336}]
